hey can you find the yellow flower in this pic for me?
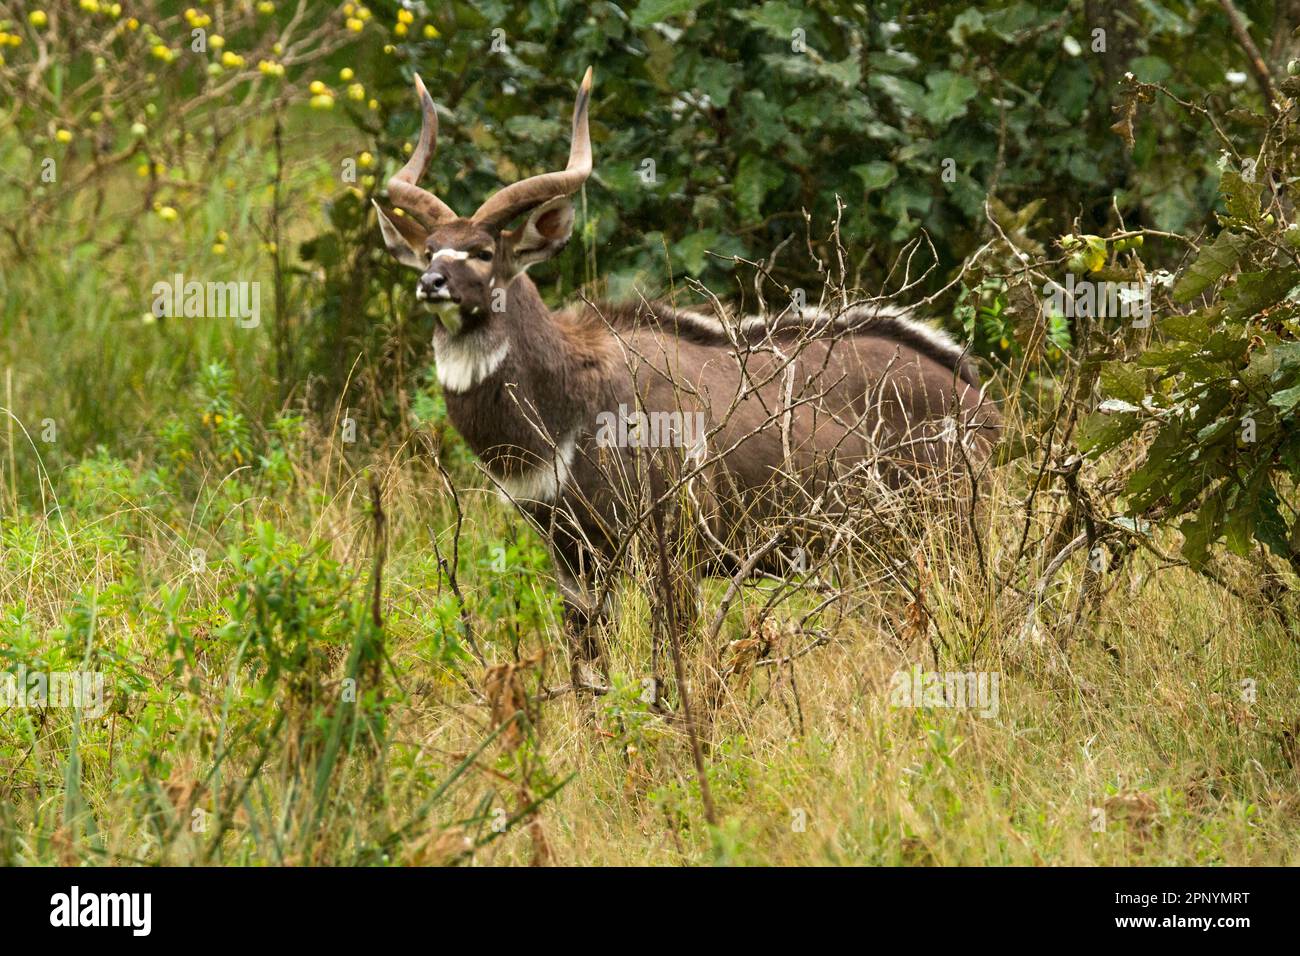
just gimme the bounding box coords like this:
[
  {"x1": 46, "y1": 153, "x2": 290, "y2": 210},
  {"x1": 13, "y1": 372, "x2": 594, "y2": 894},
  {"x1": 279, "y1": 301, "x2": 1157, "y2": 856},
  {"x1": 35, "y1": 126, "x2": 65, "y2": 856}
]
[
  {"x1": 423, "y1": 24, "x2": 439, "y2": 39},
  {"x1": 156, "y1": 205, "x2": 179, "y2": 222},
  {"x1": 346, "y1": 17, "x2": 363, "y2": 32},
  {"x1": 403, "y1": 142, "x2": 412, "y2": 155},
  {"x1": 339, "y1": 67, "x2": 354, "y2": 81},
  {"x1": 310, "y1": 94, "x2": 335, "y2": 109},
  {"x1": 79, "y1": 0, "x2": 100, "y2": 13},
  {"x1": 209, "y1": 34, "x2": 225, "y2": 49},
  {"x1": 357, "y1": 151, "x2": 374, "y2": 169},
  {"x1": 397, "y1": 9, "x2": 413, "y2": 24},
  {"x1": 127, "y1": 17, "x2": 139, "y2": 30},
  {"x1": 344, "y1": 4, "x2": 355, "y2": 15},
  {"x1": 393, "y1": 22, "x2": 407, "y2": 37},
  {"x1": 309, "y1": 79, "x2": 327, "y2": 95},
  {"x1": 142, "y1": 312, "x2": 157, "y2": 325},
  {"x1": 110, "y1": 3, "x2": 122, "y2": 16},
  {"x1": 213, "y1": 413, "x2": 224, "y2": 425},
  {"x1": 220, "y1": 51, "x2": 244, "y2": 68},
  {"x1": 217, "y1": 229, "x2": 228, "y2": 242},
  {"x1": 29, "y1": 11, "x2": 49, "y2": 28},
  {"x1": 272, "y1": 42, "x2": 283, "y2": 54},
  {"x1": 257, "y1": 1, "x2": 275, "y2": 13},
  {"x1": 367, "y1": 98, "x2": 378, "y2": 110},
  {"x1": 347, "y1": 83, "x2": 365, "y2": 101},
  {"x1": 212, "y1": 243, "x2": 226, "y2": 255},
  {"x1": 357, "y1": 7, "x2": 372, "y2": 21},
  {"x1": 151, "y1": 45, "x2": 175, "y2": 63},
  {"x1": 136, "y1": 163, "x2": 150, "y2": 177},
  {"x1": 55, "y1": 129, "x2": 73, "y2": 143}
]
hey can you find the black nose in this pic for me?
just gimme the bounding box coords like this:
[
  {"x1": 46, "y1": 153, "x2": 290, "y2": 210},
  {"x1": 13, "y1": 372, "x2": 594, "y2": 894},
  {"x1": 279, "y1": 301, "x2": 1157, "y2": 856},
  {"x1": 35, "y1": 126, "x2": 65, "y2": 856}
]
[{"x1": 420, "y1": 272, "x2": 447, "y2": 296}]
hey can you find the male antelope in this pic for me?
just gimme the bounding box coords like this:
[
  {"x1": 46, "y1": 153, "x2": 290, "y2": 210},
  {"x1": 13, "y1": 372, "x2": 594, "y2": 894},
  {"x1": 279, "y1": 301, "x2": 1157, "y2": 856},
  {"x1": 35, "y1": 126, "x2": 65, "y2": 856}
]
[{"x1": 374, "y1": 69, "x2": 999, "y2": 677}]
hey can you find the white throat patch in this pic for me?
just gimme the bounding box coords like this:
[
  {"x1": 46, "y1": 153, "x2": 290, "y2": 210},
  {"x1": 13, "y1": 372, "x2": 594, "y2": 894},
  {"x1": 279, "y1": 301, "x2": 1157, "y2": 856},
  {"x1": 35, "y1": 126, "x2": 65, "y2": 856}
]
[{"x1": 434, "y1": 332, "x2": 510, "y2": 393}]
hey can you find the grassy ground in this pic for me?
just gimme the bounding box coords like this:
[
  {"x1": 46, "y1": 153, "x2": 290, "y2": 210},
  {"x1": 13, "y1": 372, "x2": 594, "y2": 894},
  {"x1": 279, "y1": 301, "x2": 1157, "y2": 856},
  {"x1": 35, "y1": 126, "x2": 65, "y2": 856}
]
[
  {"x1": 3, "y1": 122, "x2": 1299, "y2": 867},
  {"x1": 2, "y1": 416, "x2": 1298, "y2": 866}
]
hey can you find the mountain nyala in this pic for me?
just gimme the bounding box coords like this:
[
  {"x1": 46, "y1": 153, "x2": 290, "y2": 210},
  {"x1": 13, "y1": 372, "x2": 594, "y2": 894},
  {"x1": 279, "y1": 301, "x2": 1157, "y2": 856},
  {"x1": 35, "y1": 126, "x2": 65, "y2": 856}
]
[{"x1": 373, "y1": 68, "x2": 1000, "y2": 687}]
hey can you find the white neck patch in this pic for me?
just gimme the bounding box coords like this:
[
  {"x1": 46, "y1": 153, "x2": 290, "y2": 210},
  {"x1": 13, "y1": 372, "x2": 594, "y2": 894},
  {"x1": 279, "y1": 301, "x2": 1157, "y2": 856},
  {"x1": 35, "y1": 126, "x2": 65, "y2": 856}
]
[
  {"x1": 497, "y1": 435, "x2": 577, "y2": 506},
  {"x1": 434, "y1": 333, "x2": 510, "y2": 393}
]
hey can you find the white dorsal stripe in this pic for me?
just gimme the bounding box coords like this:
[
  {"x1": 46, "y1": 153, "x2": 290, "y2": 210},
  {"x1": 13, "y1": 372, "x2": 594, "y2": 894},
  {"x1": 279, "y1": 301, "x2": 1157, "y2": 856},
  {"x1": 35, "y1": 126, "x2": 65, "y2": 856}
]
[
  {"x1": 660, "y1": 304, "x2": 968, "y2": 368},
  {"x1": 434, "y1": 335, "x2": 510, "y2": 393}
]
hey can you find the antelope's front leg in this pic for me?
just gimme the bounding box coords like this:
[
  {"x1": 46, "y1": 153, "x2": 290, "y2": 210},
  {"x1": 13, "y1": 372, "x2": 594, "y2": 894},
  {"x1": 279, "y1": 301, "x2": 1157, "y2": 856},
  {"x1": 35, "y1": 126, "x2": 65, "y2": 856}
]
[{"x1": 555, "y1": 568, "x2": 610, "y2": 692}]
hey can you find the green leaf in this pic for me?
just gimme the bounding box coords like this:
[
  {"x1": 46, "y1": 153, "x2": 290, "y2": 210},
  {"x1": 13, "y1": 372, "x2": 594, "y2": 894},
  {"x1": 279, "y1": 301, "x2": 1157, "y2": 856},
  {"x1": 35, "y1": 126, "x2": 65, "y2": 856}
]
[
  {"x1": 1172, "y1": 230, "x2": 1250, "y2": 303},
  {"x1": 852, "y1": 161, "x2": 897, "y2": 193},
  {"x1": 1255, "y1": 483, "x2": 1291, "y2": 559},
  {"x1": 733, "y1": 1, "x2": 805, "y2": 38},
  {"x1": 631, "y1": 0, "x2": 700, "y2": 29},
  {"x1": 1157, "y1": 311, "x2": 1215, "y2": 342},
  {"x1": 673, "y1": 230, "x2": 719, "y2": 276},
  {"x1": 1100, "y1": 361, "x2": 1145, "y2": 404},
  {"x1": 869, "y1": 74, "x2": 926, "y2": 116},
  {"x1": 921, "y1": 71, "x2": 977, "y2": 126},
  {"x1": 948, "y1": 9, "x2": 985, "y2": 45},
  {"x1": 1221, "y1": 170, "x2": 1263, "y2": 221},
  {"x1": 1077, "y1": 409, "x2": 1142, "y2": 456},
  {"x1": 817, "y1": 55, "x2": 862, "y2": 88},
  {"x1": 1224, "y1": 268, "x2": 1300, "y2": 319},
  {"x1": 732, "y1": 155, "x2": 784, "y2": 224},
  {"x1": 1268, "y1": 383, "x2": 1300, "y2": 414}
]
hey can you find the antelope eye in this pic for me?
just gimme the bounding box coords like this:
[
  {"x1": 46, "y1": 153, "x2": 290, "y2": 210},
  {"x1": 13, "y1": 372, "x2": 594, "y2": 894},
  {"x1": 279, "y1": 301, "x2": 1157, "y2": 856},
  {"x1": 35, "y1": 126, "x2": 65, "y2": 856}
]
[{"x1": 475, "y1": 249, "x2": 493, "y2": 261}]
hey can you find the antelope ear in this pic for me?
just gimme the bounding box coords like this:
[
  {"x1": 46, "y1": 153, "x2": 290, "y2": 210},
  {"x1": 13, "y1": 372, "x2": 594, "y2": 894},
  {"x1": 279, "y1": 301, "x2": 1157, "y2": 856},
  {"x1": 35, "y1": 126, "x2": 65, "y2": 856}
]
[
  {"x1": 502, "y1": 196, "x2": 576, "y2": 273},
  {"x1": 372, "y1": 199, "x2": 429, "y2": 270}
]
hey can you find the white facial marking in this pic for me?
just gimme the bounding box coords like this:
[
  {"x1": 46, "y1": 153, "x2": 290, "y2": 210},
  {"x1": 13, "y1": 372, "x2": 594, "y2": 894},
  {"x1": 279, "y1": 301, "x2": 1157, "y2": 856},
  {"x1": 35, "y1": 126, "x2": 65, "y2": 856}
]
[
  {"x1": 428, "y1": 247, "x2": 470, "y2": 262},
  {"x1": 434, "y1": 333, "x2": 510, "y2": 393},
  {"x1": 497, "y1": 435, "x2": 577, "y2": 505}
]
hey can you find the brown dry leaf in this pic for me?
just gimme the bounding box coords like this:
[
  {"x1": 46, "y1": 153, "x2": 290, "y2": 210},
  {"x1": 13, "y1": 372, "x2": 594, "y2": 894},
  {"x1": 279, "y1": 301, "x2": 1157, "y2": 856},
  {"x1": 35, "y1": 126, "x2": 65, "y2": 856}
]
[
  {"x1": 482, "y1": 652, "x2": 542, "y2": 750},
  {"x1": 902, "y1": 553, "x2": 930, "y2": 644},
  {"x1": 407, "y1": 825, "x2": 471, "y2": 866},
  {"x1": 1104, "y1": 791, "x2": 1159, "y2": 838},
  {"x1": 163, "y1": 762, "x2": 207, "y2": 821}
]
